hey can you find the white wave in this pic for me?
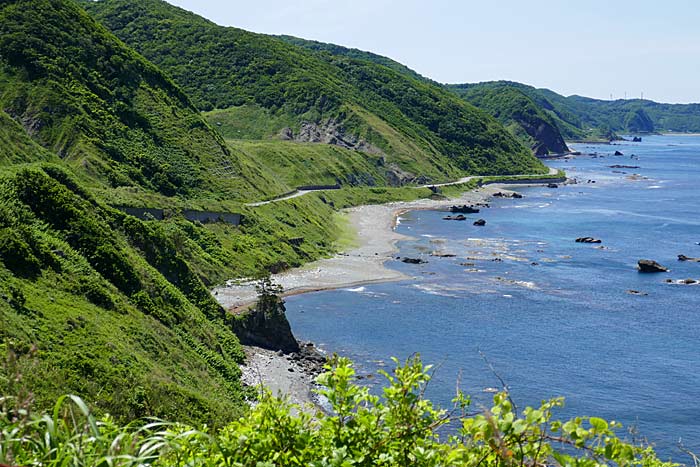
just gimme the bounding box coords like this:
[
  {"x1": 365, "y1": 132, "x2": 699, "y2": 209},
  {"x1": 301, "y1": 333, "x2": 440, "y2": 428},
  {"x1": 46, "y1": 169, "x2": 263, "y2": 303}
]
[
  {"x1": 345, "y1": 286, "x2": 366, "y2": 293},
  {"x1": 412, "y1": 284, "x2": 459, "y2": 298}
]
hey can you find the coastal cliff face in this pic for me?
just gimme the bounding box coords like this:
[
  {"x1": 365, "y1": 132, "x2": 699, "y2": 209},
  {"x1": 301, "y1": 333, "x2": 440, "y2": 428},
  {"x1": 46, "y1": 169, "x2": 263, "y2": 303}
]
[
  {"x1": 449, "y1": 84, "x2": 569, "y2": 156},
  {"x1": 231, "y1": 294, "x2": 300, "y2": 354},
  {"x1": 523, "y1": 117, "x2": 570, "y2": 156}
]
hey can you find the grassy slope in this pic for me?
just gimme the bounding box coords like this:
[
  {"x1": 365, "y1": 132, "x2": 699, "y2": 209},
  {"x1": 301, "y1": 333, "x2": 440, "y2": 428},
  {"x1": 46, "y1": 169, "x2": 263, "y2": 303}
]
[
  {"x1": 0, "y1": 0, "x2": 350, "y2": 426},
  {"x1": 229, "y1": 140, "x2": 388, "y2": 188},
  {"x1": 82, "y1": 0, "x2": 545, "y2": 180},
  {"x1": 0, "y1": 0, "x2": 282, "y2": 202},
  {"x1": 278, "y1": 38, "x2": 569, "y2": 155}
]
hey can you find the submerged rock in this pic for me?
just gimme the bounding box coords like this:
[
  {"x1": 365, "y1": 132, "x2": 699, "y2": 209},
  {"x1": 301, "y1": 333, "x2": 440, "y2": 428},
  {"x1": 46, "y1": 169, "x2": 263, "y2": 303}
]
[
  {"x1": 430, "y1": 251, "x2": 457, "y2": 258},
  {"x1": 678, "y1": 254, "x2": 700, "y2": 262},
  {"x1": 547, "y1": 183, "x2": 559, "y2": 188},
  {"x1": 473, "y1": 219, "x2": 486, "y2": 226},
  {"x1": 627, "y1": 289, "x2": 648, "y2": 296},
  {"x1": 614, "y1": 150, "x2": 624, "y2": 156},
  {"x1": 575, "y1": 237, "x2": 602, "y2": 243},
  {"x1": 401, "y1": 257, "x2": 427, "y2": 264},
  {"x1": 637, "y1": 259, "x2": 669, "y2": 273}
]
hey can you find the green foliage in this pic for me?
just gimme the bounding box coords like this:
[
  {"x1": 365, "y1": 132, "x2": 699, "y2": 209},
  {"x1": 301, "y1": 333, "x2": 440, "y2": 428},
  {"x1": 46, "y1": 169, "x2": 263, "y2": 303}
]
[
  {"x1": 624, "y1": 108, "x2": 655, "y2": 133},
  {"x1": 82, "y1": 0, "x2": 545, "y2": 180},
  {"x1": 0, "y1": 166, "x2": 251, "y2": 426},
  {"x1": 228, "y1": 139, "x2": 388, "y2": 189},
  {"x1": 450, "y1": 84, "x2": 570, "y2": 155},
  {"x1": 277, "y1": 34, "x2": 433, "y2": 84},
  {"x1": 0, "y1": 0, "x2": 273, "y2": 201},
  {"x1": 0, "y1": 357, "x2": 677, "y2": 467},
  {"x1": 449, "y1": 81, "x2": 700, "y2": 139}
]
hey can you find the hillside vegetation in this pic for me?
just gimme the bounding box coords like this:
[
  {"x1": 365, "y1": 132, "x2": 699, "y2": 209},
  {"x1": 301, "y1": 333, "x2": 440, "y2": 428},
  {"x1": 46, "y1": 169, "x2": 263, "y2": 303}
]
[
  {"x1": 0, "y1": 0, "x2": 287, "y2": 202},
  {"x1": 450, "y1": 81, "x2": 700, "y2": 140},
  {"x1": 450, "y1": 84, "x2": 569, "y2": 155},
  {"x1": 82, "y1": 0, "x2": 546, "y2": 180},
  {"x1": 0, "y1": 0, "x2": 360, "y2": 425},
  {"x1": 0, "y1": 358, "x2": 674, "y2": 467}
]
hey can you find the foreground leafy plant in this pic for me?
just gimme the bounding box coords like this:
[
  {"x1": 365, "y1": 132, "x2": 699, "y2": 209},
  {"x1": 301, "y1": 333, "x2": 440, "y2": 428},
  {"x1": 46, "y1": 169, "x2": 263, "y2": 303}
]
[{"x1": 0, "y1": 357, "x2": 678, "y2": 466}]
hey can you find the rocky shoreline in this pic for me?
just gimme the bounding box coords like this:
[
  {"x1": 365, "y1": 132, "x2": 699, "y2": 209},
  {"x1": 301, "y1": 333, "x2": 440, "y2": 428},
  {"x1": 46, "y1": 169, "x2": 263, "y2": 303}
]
[{"x1": 216, "y1": 183, "x2": 548, "y2": 406}]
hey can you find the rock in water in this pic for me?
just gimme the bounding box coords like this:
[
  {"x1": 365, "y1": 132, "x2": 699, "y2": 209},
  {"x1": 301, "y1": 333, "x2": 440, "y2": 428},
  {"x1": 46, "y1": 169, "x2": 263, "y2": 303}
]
[
  {"x1": 678, "y1": 254, "x2": 700, "y2": 262},
  {"x1": 637, "y1": 259, "x2": 669, "y2": 273},
  {"x1": 547, "y1": 183, "x2": 559, "y2": 188},
  {"x1": 401, "y1": 257, "x2": 427, "y2": 264},
  {"x1": 614, "y1": 150, "x2": 624, "y2": 156},
  {"x1": 575, "y1": 237, "x2": 602, "y2": 244},
  {"x1": 473, "y1": 219, "x2": 486, "y2": 226}
]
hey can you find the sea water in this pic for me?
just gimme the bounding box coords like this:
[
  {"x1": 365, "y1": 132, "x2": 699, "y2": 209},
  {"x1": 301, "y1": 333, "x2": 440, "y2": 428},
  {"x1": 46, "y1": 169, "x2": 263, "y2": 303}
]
[{"x1": 285, "y1": 134, "x2": 700, "y2": 458}]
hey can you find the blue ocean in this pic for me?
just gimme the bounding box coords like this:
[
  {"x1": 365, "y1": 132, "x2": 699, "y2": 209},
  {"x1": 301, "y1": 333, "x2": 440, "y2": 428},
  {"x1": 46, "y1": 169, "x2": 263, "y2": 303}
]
[{"x1": 286, "y1": 134, "x2": 700, "y2": 459}]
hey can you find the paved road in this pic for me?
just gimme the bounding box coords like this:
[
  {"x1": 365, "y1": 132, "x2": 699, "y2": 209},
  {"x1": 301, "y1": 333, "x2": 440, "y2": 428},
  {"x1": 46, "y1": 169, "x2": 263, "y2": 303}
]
[
  {"x1": 246, "y1": 189, "x2": 313, "y2": 207},
  {"x1": 247, "y1": 167, "x2": 561, "y2": 207}
]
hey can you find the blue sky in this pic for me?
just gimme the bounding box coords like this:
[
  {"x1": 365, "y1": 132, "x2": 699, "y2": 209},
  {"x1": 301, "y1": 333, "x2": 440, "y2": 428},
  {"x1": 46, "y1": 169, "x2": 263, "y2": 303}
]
[{"x1": 167, "y1": 0, "x2": 700, "y2": 103}]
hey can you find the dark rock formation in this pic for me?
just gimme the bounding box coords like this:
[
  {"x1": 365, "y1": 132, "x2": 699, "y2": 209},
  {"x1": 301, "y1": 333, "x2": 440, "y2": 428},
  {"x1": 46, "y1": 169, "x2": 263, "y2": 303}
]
[
  {"x1": 547, "y1": 183, "x2": 559, "y2": 188},
  {"x1": 473, "y1": 219, "x2": 486, "y2": 226},
  {"x1": 231, "y1": 294, "x2": 300, "y2": 354},
  {"x1": 678, "y1": 255, "x2": 700, "y2": 262},
  {"x1": 609, "y1": 165, "x2": 640, "y2": 169},
  {"x1": 632, "y1": 136, "x2": 642, "y2": 142},
  {"x1": 288, "y1": 342, "x2": 327, "y2": 377},
  {"x1": 493, "y1": 191, "x2": 523, "y2": 199},
  {"x1": 575, "y1": 237, "x2": 602, "y2": 244},
  {"x1": 637, "y1": 259, "x2": 669, "y2": 273},
  {"x1": 614, "y1": 150, "x2": 624, "y2": 156},
  {"x1": 627, "y1": 289, "x2": 648, "y2": 296},
  {"x1": 449, "y1": 205, "x2": 480, "y2": 213},
  {"x1": 401, "y1": 257, "x2": 427, "y2": 264}
]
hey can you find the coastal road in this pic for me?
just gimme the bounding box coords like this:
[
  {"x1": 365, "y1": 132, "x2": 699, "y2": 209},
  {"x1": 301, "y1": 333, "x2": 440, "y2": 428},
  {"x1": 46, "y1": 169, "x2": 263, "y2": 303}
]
[
  {"x1": 246, "y1": 189, "x2": 313, "y2": 207},
  {"x1": 247, "y1": 167, "x2": 561, "y2": 207}
]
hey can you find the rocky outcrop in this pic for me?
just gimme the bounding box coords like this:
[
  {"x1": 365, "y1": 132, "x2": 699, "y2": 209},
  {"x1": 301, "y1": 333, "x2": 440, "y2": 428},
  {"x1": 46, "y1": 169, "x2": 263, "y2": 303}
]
[
  {"x1": 547, "y1": 183, "x2": 559, "y2": 188},
  {"x1": 473, "y1": 219, "x2": 486, "y2": 226},
  {"x1": 637, "y1": 259, "x2": 669, "y2": 273},
  {"x1": 678, "y1": 255, "x2": 700, "y2": 262},
  {"x1": 614, "y1": 150, "x2": 624, "y2": 156},
  {"x1": 231, "y1": 294, "x2": 300, "y2": 354},
  {"x1": 443, "y1": 214, "x2": 467, "y2": 221},
  {"x1": 281, "y1": 119, "x2": 383, "y2": 155},
  {"x1": 493, "y1": 191, "x2": 523, "y2": 199},
  {"x1": 449, "y1": 205, "x2": 480, "y2": 213},
  {"x1": 632, "y1": 136, "x2": 643, "y2": 142},
  {"x1": 385, "y1": 163, "x2": 425, "y2": 186}
]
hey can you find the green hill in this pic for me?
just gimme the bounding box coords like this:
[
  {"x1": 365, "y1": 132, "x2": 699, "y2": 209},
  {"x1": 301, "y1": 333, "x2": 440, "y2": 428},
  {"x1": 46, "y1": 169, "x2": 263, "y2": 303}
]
[
  {"x1": 81, "y1": 0, "x2": 545, "y2": 180},
  {"x1": 0, "y1": 0, "x2": 347, "y2": 425},
  {"x1": 449, "y1": 83, "x2": 569, "y2": 155},
  {"x1": 0, "y1": 0, "x2": 287, "y2": 201},
  {"x1": 450, "y1": 81, "x2": 700, "y2": 140},
  {"x1": 276, "y1": 35, "x2": 432, "y2": 84}
]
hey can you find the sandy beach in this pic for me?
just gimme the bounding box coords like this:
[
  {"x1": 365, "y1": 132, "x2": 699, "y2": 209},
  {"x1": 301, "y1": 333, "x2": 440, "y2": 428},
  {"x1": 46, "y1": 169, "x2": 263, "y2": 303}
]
[
  {"x1": 213, "y1": 184, "x2": 514, "y2": 310},
  {"x1": 217, "y1": 181, "x2": 555, "y2": 405}
]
